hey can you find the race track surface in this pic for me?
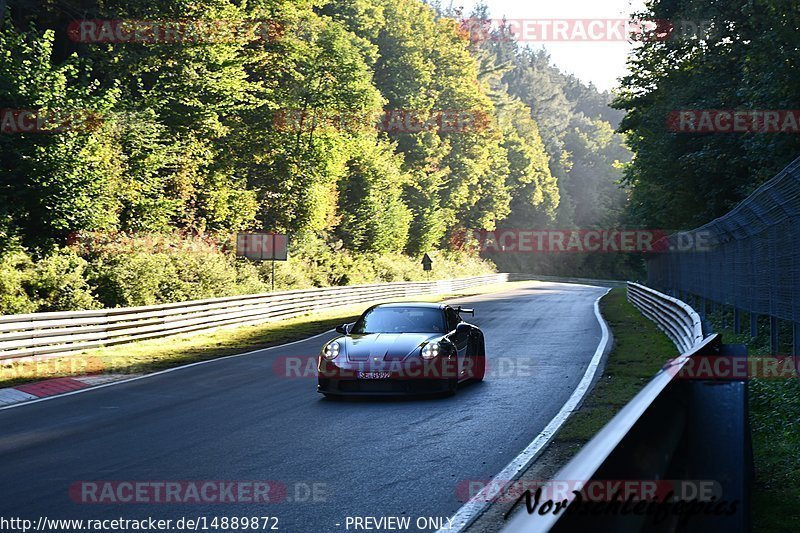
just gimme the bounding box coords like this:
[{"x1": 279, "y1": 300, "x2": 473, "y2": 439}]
[{"x1": 0, "y1": 282, "x2": 608, "y2": 532}]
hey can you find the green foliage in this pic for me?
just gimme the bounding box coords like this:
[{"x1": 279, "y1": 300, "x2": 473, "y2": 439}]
[
  {"x1": 335, "y1": 138, "x2": 412, "y2": 253},
  {"x1": 0, "y1": 233, "x2": 496, "y2": 314},
  {"x1": 28, "y1": 250, "x2": 101, "y2": 311},
  {"x1": 501, "y1": 46, "x2": 632, "y2": 228},
  {"x1": 0, "y1": 26, "x2": 120, "y2": 248},
  {"x1": 89, "y1": 252, "x2": 242, "y2": 307},
  {"x1": 614, "y1": 0, "x2": 800, "y2": 229},
  {"x1": 0, "y1": 0, "x2": 634, "y2": 312},
  {"x1": 0, "y1": 249, "x2": 100, "y2": 313},
  {"x1": 0, "y1": 251, "x2": 37, "y2": 314},
  {"x1": 265, "y1": 232, "x2": 493, "y2": 290}
]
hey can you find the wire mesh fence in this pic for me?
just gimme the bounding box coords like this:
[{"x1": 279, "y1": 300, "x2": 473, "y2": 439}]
[{"x1": 646, "y1": 155, "x2": 800, "y2": 354}]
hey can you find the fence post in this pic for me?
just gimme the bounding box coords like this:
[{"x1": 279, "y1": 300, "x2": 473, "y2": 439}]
[
  {"x1": 733, "y1": 308, "x2": 741, "y2": 334},
  {"x1": 770, "y1": 316, "x2": 779, "y2": 354}
]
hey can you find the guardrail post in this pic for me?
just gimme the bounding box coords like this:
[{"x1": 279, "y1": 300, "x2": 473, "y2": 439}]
[
  {"x1": 770, "y1": 316, "x2": 779, "y2": 354},
  {"x1": 687, "y1": 341, "x2": 751, "y2": 532},
  {"x1": 504, "y1": 334, "x2": 751, "y2": 533},
  {"x1": 750, "y1": 313, "x2": 758, "y2": 338},
  {"x1": 733, "y1": 307, "x2": 741, "y2": 334}
]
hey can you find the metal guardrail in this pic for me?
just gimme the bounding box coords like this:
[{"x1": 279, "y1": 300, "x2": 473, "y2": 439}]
[
  {"x1": 503, "y1": 283, "x2": 750, "y2": 533},
  {"x1": 0, "y1": 274, "x2": 508, "y2": 360},
  {"x1": 627, "y1": 282, "x2": 704, "y2": 353}
]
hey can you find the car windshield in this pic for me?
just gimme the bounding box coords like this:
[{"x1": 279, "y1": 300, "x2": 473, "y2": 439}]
[{"x1": 351, "y1": 307, "x2": 445, "y2": 334}]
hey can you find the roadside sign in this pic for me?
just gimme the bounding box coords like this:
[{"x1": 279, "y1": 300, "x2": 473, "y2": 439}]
[
  {"x1": 236, "y1": 233, "x2": 288, "y2": 261},
  {"x1": 422, "y1": 253, "x2": 433, "y2": 271}
]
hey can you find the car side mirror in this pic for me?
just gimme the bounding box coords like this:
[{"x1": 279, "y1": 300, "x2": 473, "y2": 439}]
[
  {"x1": 455, "y1": 323, "x2": 471, "y2": 335},
  {"x1": 336, "y1": 323, "x2": 351, "y2": 335}
]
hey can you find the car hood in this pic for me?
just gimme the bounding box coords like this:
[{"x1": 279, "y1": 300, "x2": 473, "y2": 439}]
[{"x1": 344, "y1": 333, "x2": 440, "y2": 362}]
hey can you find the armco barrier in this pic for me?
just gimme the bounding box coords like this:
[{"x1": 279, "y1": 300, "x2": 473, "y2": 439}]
[
  {"x1": 0, "y1": 274, "x2": 508, "y2": 360},
  {"x1": 627, "y1": 282, "x2": 704, "y2": 353},
  {"x1": 502, "y1": 283, "x2": 750, "y2": 533}
]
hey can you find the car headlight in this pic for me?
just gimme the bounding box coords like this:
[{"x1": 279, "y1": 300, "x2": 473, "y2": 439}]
[
  {"x1": 421, "y1": 341, "x2": 441, "y2": 360},
  {"x1": 323, "y1": 341, "x2": 341, "y2": 360}
]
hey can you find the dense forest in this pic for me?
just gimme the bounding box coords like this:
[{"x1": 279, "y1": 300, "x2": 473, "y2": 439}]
[
  {"x1": 0, "y1": 0, "x2": 630, "y2": 313},
  {"x1": 616, "y1": 0, "x2": 800, "y2": 229}
]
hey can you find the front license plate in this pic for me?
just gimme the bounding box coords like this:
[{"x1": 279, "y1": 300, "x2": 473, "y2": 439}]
[{"x1": 357, "y1": 371, "x2": 391, "y2": 379}]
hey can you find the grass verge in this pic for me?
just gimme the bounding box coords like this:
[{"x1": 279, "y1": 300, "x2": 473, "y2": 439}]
[
  {"x1": 749, "y1": 378, "x2": 800, "y2": 532},
  {"x1": 0, "y1": 280, "x2": 534, "y2": 389}
]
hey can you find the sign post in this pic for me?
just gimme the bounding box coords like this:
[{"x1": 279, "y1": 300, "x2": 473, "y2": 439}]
[
  {"x1": 421, "y1": 253, "x2": 433, "y2": 281},
  {"x1": 236, "y1": 232, "x2": 289, "y2": 291}
]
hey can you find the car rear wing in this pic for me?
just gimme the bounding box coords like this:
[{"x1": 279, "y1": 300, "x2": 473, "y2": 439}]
[{"x1": 455, "y1": 306, "x2": 474, "y2": 316}]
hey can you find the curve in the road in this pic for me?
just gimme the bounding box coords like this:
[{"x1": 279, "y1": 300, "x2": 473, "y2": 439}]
[{"x1": 0, "y1": 282, "x2": 610, "y2": 533}]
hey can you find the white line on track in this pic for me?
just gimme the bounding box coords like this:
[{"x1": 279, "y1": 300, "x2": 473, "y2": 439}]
[{"x1": 439, "y1": 288, "x2": 612, "y2": 533}]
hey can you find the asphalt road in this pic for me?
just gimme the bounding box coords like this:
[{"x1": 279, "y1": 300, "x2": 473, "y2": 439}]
[{"x1": 0, "y1": 282, "x2": 608, "y2": 533}]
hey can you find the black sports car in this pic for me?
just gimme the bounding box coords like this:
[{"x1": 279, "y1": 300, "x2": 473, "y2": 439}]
[{"x1": 317, "y1": 302, "x2": 486, "y2": 396}]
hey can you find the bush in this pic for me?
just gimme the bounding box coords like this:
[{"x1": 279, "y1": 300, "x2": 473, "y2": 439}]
[
  {"x1": 0, "y1": 251, "x2": 36, "y2": 314},
  {"x1": 0, "y1": 233, "x2": 496, "y2": 314},
  {"x1": 88, "y1": 251, "x2": 264, "y2": 307},
  {"x1": 29, "y1": 250, "x2": 101, "y2": 311}
]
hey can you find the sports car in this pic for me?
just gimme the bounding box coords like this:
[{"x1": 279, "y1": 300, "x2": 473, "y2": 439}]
[{"x1": 317, "y1": 302, "x2": 486, "y2": 396}]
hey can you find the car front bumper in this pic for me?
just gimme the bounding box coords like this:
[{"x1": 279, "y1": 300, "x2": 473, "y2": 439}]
[
  {"x1": 317, "y1": 377, "x2": 453, "y2": 396},
  {"x1": 317, "y1": 357, "x2": 459, "y2": 396}
]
